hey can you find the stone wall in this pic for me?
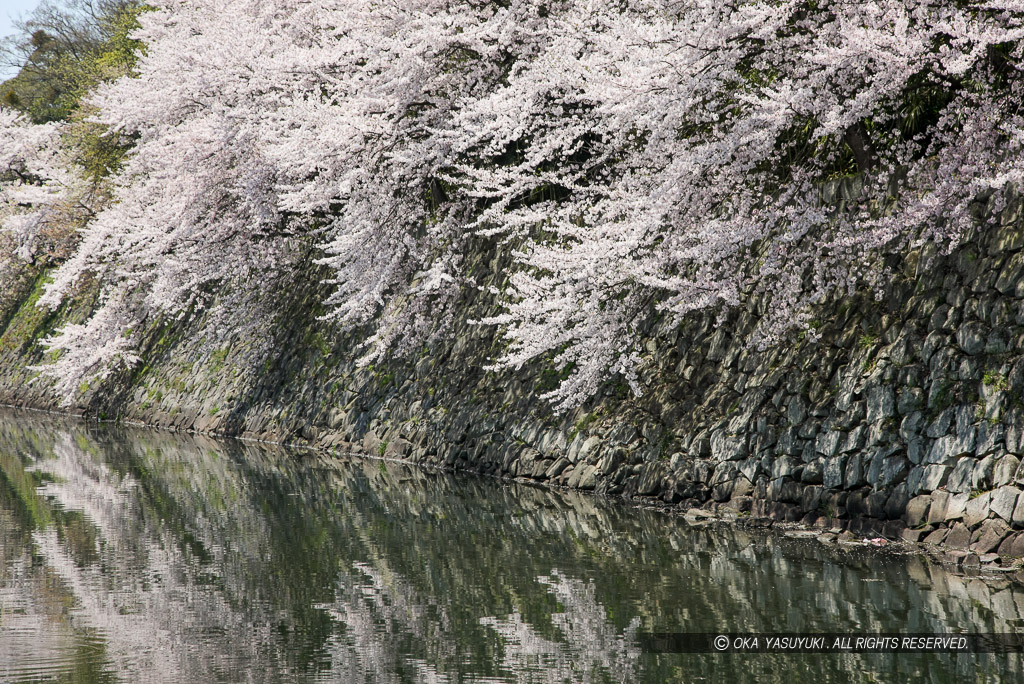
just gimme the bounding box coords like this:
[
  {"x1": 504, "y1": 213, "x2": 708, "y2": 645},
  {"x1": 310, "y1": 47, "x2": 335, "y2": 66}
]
[{"x1": 3, "y1": 190, "x2": 1024, "y2": 566}]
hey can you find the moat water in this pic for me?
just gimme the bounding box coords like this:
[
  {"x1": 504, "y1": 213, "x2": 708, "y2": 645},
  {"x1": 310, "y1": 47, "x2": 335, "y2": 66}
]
[{"x1": 0, "y1": 409, "x2": 1020, "y2": 682}]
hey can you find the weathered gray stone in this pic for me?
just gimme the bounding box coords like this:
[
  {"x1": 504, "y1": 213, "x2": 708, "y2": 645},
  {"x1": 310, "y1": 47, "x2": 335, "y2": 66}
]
[
  {"x1": 885, "y1": 484, "x2": 910, "y2": 520},
  {"x1": 965, "y1": 492, "x2": 992, "y2": 527},
  {"x1": 771, "y1": 455, "x2": 800, "y2": 480},
  {"x1": 866, "y1": 386, "x2": 895, "y2": 423},
  {"x1": 844, "y1": 454, "x2": 865, "y2": 489},
  {"x1": 839, "y1": 425, "x2": 866, "y2": 454},
  {"x1": 989, "y1": 223, "x2": 1024, "y2": 255},
  {"x1": 1012, "y1": 493, "x2": 1024, "y2": 528},
  {"x1": 800, "y1": 485, "x2": 823, "y2": 513},
  {"x1": 899, "y1": 411, "x2": 924, "y2": 441},
  {"x1": 731, "y1": 477, "x2": 754, "y2": 499},
  {"x1": 971, "y1": 519, "x2": 1010, "y2": 554},
  {"x1": 993, "y1": 454, "x2": 1021, "y2": 487},
  {"x1": 737, "y1": 457, "x2": 760, "y2": 483},
  {"x1": 896, "y1": 388, "x2": 924, "y2": 416},
  {"x1": 711, "y1": 461, "x2": 738, "y2": 487},
  {"x1": 919, "y1": 464, "x2": 951, "y2": 493},
  {"x1": 1006, "y1": 419, "x2": 1023, "y2": 456},
  {"x1": 924, "y1": 527, "x2": 950, "y2": 546},
  {"x1": 972, "y1": 455, "x2": 998, "y2": 491},
  {"x1": 906, "y1": 437, "x2": 926, "y2": 466},
  {"x1": 976, "y1": 422, "x2": 1006, "y2": 458},
  {"x1": 956, "y1": 322, "x2": 988, "y2": 355},
  {"x1": 801, "y1": 459, "x2": 824, "y2": 484},
  {"x1": 905, "y1": 495, "x2": 932, "y2": 527},
  {"x1": 823, "y1": 455, "x2": 846, "y2": 489},
  {"x1": 545, "y1": 457, "x2": 571, "y2": 479},
  {"x1": 927, "y1": 491, "x2": 951, "y2": 524},
  {"x1": 785, "y1": 395, "x2": 807, "y2": 426},
  {"x1": 566, "y1": 433, "x2": 585, "y2": 463},
  {"x1": 577, "y1": 436, "x2": 602, "y2": 463},
  {"x1": 945, "y1": 523, "x2": 972, "y2": 549},
  {"x1": 990, "y1": 486, "x2": 1021, "y2": 522},
  {"x1": 597, "y1": 447, "x2": 625, "y2": 475},
  {"x1": 946, "y1": 458, "x2": 975, "y2": 494},
  {"x1": 926, "y1": 432, "x2": 976, "y2": 465},
  {"x1": 925, "y1": 408, "x2": 955, "y2": 439},
  {"x1": 945, "y1": 492, "x2": 971, "y2": 522},
  {"x1": 877, "y1": 454, "x2": 909, "y2": 488},
  {"x1": 690, "y1": 436, "x2": 711, "y2": 459},
  {"x1": 816, "y1": 431, "x2": 843, "y2": 458},
  {"x1": 711, "y1": 429, "x2": 747, "y2": 461},
  {"x1": 866, "y1": 491, "x2": 888, "y2": 519},
  {"x1": 995, "y1": 252, "x2": 1024, "y2": 293},
  {"x1": 572, "y1": 464, "x2": 598, "y2": 490},
  {"x1": 999, "y1": 532, "x2": 1024, "y2": 557}
]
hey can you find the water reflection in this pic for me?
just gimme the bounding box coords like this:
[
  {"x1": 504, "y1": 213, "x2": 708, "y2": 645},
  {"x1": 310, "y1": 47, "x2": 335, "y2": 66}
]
[{"x1": 0, "y1": 409, "x2": 1020, "y2": 683}]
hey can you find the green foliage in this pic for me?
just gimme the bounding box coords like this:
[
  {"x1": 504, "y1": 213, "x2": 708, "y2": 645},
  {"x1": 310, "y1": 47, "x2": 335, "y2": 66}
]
[
  {"x1": 983, "y1": 371, "x2": 1008, "y2": 391},
  {"x1": 2, "y1": 2, "x2": 149, "y2": 205},
  {"x1": 568, "y1": 409, "x2": 603, "y2": 441},
  {"x1": 857, "y1": 332, "x2": 878, "y2": 350},
  {"x1": 2, "y1": 2, "x2": 149, "y2": 125}
]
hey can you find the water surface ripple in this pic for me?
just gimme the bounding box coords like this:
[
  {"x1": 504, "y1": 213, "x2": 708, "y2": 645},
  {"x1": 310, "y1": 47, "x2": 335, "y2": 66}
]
[{"x1": 0, "y1": 409, "x2": 1020, "y2": 682}]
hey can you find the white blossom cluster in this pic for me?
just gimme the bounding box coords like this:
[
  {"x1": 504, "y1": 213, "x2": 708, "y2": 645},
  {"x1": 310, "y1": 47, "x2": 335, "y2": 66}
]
[
  {"x1": 1, "y1": 0, "x2": 1022, "y2": 407},
  {"x1": 0, "y1": 110, "x2": 84, "y2": 278}
]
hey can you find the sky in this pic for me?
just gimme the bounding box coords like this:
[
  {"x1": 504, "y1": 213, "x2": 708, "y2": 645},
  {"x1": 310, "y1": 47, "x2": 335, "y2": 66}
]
[{"x1": 1, "y1": 0, "x2": 44, "y2": 80}]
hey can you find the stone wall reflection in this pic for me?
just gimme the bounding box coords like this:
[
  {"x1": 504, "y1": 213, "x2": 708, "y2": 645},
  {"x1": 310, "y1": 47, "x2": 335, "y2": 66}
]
[{"x1": 0, "y1": 409, "x2": 1021, "y2": 683}]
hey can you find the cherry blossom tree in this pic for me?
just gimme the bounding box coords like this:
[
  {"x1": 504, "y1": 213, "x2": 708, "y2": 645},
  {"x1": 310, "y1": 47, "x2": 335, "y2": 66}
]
[{"x1": 2, "y1": 0, "x2": 1021, "y2": 407}]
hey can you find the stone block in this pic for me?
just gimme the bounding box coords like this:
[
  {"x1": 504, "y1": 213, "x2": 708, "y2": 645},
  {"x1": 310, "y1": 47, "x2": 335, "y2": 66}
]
[
  {"x1": 879, "y1": 455, "x2": 909, "y2": 488},
  {"x1": 926, "y1": 407, "x2": 955, "y2": 438},
  {"x1": 823, "y1": 455, "x2": 847, "y2": 489},
  {"x1": 882, "y1": 520, "x2": 906, "y2": 539},
  {"x1": 994, "y1": 454, "x2": 1021, "y2": 487},
  {"x1": 995, "y1": 252, "x2": 1024, "y2": 293},
  {"x1": 885, "y1": 484, "x2": 910, "y2": 520},
  {"x1": 771, "y1": 455, "x2": 799, "y2": 480},
  {"x1": 924, "y1": 527, "x2": 950, "y2": 546},
  {"x1": 991, "y1": 486, "x2": 1021, "y2": 522},
  {"x1": 596, "y1": 447, "x2": 625, "y2": 475},
  {"x1": 920, "y1": 464, "x2": 951, "y2": 493},
  {"x1": 945, "y1": 523, "x2": 972, "y2": 549},
  {"x1": 972, "y1": 455, "x2": 997, "y2": 491},
  {"x1": 956, "y1": 322, "x2": 988, "y2": 355},
  {"x1": 965, "y1": 492, "x2": 992, "y2": 527},
  {"x1": 927, "y1": 432, "x2": 976, "y2": 465},
  {"x1": 927, "y1": 491, "x2": 951, "y2": 525},
  {"x1": 946, "y1": 458, "x2": 974, "y2": 494},
  {"x1": 800, "y1": 485, "x2": 823, "y2": 514},
  {"x1": 844, "y1": 454, "x2": 865, "y2": 489},
  {"x1": 576, "y1": 464, "x2": 598, "y2": 490},
  {"x1": 897, "y1": 388, "x2": 924, "y2": 416},
  {"x1": 801, "y1": 459, "x2": 824, "y2": 484},
  {"x1": 944, "y1": 492, "x2": 970, "y2": 522},
  {"x1": 1001, "y1": 533, "x2": 1024, "y2": 557},
  {"x1": 989, "y1": 223, "x2": 1024, "y2": 255},
  {"x1": 816, "y1": 431, "x2": 843, "y2": 458},
  {"x1": 867, "y1": 386, "x2": 895, "y2": 423},
  {"x1": 1013, "y1": 493, "x2": 1024, "y2": 528},
  {"x1": 711, "y1": 430, "x2": 747, "y2": 461},
  {"x1": 971, "y1": 519, "x2": 1010, "y2": 554},
  {"x1": 846, "y1": 491, "x2": 868, "y2": 517},
  {"x1": 997, "y1": 532, "x2": 1021, "y2": 556},
  {"x1": 905, "y1": 495, "x2": 932, "y2": 527},
  {"x1": 577, "y1": 436, "x2": 602, "y2": 463},
  {"x1": 545, "y1": 457, "x2": 571, "y2": 480}
]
